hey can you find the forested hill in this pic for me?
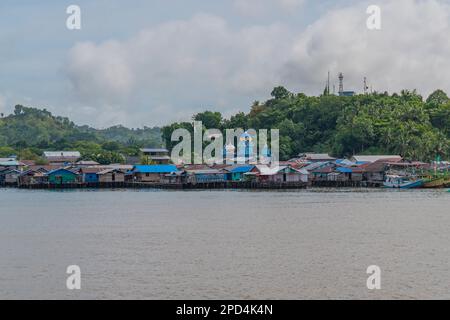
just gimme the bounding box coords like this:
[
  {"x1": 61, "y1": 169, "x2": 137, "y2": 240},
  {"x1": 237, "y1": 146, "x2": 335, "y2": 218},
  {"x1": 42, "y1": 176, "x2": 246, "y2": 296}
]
[
  {"x1": 0, "y1": 105, "x2": 161, "y2": 162},
  {"x1": 162, "y1": 87, "x2": 450, "y2": 162},
  {"x1": 2, "y1": 88, "x2": 450, "y2": 163}
]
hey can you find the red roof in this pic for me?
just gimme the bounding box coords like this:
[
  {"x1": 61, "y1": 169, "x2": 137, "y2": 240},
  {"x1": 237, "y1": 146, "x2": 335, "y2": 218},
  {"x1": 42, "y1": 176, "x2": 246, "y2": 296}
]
[{"x1": 20, "y1": 160, "x2": 36, "y2": 166}]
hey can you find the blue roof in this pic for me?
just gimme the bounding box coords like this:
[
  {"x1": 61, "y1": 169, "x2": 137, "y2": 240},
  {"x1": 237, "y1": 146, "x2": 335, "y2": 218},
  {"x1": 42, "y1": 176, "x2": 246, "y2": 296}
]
[
  {"x1": 46, "y1": 168, "x2": 78, "y2": 176},
  {"x1": 133, "y1": 165, "x2": 178, "y2": 173},
  {"x1": 336, "y1": 167, "x2": 353, "y2": 173},
  {"x1": 230, "y1": 165, "x2": 254, "y2": 173}
]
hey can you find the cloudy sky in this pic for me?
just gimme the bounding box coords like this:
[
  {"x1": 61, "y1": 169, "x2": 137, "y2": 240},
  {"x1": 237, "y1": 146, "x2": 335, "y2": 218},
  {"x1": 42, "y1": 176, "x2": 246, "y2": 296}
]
[{"x1": 0, "y1": 0, "x2": 449, "y2": 128}]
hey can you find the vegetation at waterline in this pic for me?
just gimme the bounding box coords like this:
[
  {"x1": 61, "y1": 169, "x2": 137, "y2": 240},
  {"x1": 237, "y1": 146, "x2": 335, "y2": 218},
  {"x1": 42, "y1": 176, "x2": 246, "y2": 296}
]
[
  {"x1": 162, "y1": 87, "x2": 450, "y2": 161},
  {"x1": 0, "y1": 105, "x2": 161, "y2": 164}
]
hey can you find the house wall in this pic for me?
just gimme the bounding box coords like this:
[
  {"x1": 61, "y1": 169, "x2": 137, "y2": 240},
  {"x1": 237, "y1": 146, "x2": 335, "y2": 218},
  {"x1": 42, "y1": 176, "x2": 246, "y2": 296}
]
[
  {"x1": 365, "y1": 172, "x2": 384, "y2": 182},
  {"x1": 312, "y1": 173, "x2": 329, "y2": 182},
  {"x1": 328, "y1": 173, "x2": 348, "y2": 182},
  {"x1": 261, "y1": 174, "x2": 283, "y2": 183},
  {"x1": 5, "y1": 173, "x2": 19, "y2": 184},
  {"x1": 18, "y1": 175, "x2": 33, "y2": 185},
  {"x1": 134, "y1": 173, "x2": 162, "y2": 182},
  {"x1": 350, "y1": 173, "x2": 363, "y2": 181},
  {"x1": 99, "y1": 173, "x2": 125, "y2": 183},
  {"x1": 48, "y1": 172, "x2": 77, "y2": 184},
  {"x1": 231, "y1": 172, "x2": 243, "y2": 181},
  {"x1": 20, "y1": 175, "x2": 47, "y2": 185},
  {"x1": 283, "y1": 173, "x2": 305, "y2": 183},
  {"x1": 194, "y1": 173, "x2": 226, "y2": 183},
  {"x1": 83, "y1": 173, "x2": 99, "y2": 183}
]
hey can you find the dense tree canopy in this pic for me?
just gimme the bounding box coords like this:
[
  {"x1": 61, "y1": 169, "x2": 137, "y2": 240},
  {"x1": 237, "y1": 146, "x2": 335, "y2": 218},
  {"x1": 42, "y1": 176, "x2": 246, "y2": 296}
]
[
  {"x1": 0, "y1": 105, "x2": 162, "y2": 161},
  {"x1": 1, "y1": 89, "x2": 449, "y2": 163},
  {"x1": 162, "y1": 88, "x2": 450, "y2": 161}
]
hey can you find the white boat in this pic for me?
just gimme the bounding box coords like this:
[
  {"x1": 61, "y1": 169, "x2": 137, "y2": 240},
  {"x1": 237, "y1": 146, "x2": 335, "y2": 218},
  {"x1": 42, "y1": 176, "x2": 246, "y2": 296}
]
[{"x1": 383, "y1": 175, "x2": 423, "y2": 189}]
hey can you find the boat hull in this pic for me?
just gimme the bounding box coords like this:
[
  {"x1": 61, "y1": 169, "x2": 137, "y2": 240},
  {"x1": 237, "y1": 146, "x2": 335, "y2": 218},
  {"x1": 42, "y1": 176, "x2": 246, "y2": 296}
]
[
  {"x1": 383, "y1": 179, "x2": 424, "y2": 189},
  {"x1": 445, "y1": 178, "x2": 450, "y2": 188},
  {"x1": 423, "y1": 178, "x2": 446, "y2": 188}
]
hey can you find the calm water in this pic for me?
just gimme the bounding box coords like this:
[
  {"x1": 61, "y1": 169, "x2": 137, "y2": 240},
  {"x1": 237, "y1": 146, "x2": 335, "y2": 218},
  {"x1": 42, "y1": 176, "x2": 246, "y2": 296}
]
[{"x1": 0, "y1": 188, "x2": 449, "y2": 300}]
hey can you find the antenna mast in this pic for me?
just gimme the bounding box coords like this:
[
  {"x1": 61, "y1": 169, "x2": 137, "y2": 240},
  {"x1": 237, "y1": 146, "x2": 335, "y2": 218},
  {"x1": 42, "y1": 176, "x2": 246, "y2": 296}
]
[
  {"x1": 327, "y1": 71, "x2": 330, "y2": 95},
  {"x1": 338, "y1": 73, "x2": 344, "y2": 95}
]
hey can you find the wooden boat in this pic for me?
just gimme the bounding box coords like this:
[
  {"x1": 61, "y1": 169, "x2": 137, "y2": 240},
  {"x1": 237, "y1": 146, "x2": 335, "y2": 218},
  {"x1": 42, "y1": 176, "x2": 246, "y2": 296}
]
[
  {"x1": 445, "y1": 177, "x2": 450, "y2": 188},
  {"x1": 423, "y1": 177, "x2": 446, "y2": 188},
  {"x1": 383, "y1": 175, "x2": 424, "y2": 189}
]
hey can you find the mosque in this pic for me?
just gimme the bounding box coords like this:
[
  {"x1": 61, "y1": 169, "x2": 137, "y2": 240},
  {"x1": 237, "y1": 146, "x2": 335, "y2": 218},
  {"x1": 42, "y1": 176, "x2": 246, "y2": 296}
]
[{"x1": 223, "y1": 131, "x2": 271, "y2": 164}]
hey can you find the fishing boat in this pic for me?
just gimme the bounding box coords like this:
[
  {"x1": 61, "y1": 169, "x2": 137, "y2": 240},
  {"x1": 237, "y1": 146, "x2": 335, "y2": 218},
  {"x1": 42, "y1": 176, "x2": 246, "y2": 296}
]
[
  {"x1": 422, "y1": 177, "x2": 446, "y2": 188},
  {"x1": 383, "y1": 175, "x2": 424, "y2": 189},
  {"x1": 445, "y1": 177, "x2": 450, "y2": 188}
]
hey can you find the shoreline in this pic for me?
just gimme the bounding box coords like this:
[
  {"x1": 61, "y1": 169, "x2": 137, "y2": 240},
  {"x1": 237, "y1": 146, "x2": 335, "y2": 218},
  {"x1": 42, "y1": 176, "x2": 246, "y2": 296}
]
[{"x1": 0, "y1": 180, "x2": 393, "y2": 190}]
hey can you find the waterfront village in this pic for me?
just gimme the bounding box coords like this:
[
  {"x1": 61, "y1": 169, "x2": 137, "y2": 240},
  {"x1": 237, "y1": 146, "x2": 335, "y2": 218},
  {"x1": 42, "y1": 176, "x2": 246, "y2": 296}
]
[{"x1": 0, "y1": 132, "x2": 449, "y2": 190}]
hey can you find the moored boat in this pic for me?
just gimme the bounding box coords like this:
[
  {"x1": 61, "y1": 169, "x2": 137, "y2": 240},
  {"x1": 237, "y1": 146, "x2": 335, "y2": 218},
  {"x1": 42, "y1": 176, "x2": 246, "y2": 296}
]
[
  {"x1": 423, "y1": 177, "x2": 446, "y2": 188},
  {"x1": 383, "y1": 175, "x2": 424, "y2": 189},
  {"x1": 445, "y1": 177, "x2": 450, "y2": 188}
]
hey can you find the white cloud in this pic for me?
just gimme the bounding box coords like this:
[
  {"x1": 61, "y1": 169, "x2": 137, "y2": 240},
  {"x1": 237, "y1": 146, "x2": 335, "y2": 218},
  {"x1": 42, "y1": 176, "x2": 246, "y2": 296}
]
[
  {"x1": 66, "y1": 14, "x2": 294, "y2": 125},
  {"x1": 67, "y1": 41, "x2": 134, "y2": 104},
  {"x1": 66, "y1": 0, "x2": 450, "y2": 126},
  {"x1": 283, "y1": 0, "x2": 450, "y2": 96}
]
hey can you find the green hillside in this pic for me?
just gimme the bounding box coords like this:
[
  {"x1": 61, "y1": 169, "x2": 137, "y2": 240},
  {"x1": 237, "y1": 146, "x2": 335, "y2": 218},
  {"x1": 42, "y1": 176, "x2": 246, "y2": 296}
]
[
  {"x1": 162, "y1": 88, "x2": 450, "y2": 161},
  {"x1": 0, "y1": 105, "x2": 162, "y2": 163}
]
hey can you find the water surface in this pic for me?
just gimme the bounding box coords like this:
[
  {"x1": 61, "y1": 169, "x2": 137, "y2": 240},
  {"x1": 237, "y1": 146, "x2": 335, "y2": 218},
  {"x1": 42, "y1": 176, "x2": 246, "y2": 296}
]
[{"x1": 0, "y1": 188, "x2": 449, "y2": 299}]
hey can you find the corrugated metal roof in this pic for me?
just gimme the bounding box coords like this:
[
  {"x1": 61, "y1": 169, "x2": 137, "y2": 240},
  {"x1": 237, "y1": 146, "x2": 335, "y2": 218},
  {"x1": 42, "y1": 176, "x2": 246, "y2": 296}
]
[
  {"x1": 45, "y1": 168, "x2": 78, "y2": 176},
  {"x1": 80, "y1": 167, "x2": 106, "y2": 174},
  {"x1": 336, "y1": 167, "x2": 353, "y2": 173},
  {"x1": 296, "y1": 168, "x2": 310, "y2": 175},
  {"x1": 2, "y1": 169, "x2": 21, "y2": 174},
  {"x1": 229, "y1": 165, "x2": 254, "y2": 173},
  {"x1": 254, "y1": 165, "x2": 288, "y2": 175},
  {"x1": 148, "y1": 156, "x2": 171, "y2": 160},
  {"x1": 133, "y1": 165, "x2": 178, "y2": 173},
  {"x1": 28, "y1": 165, "x2": 59, "y2": 172},
  {"x1": 105, "y1": 164, "x2": 134, "y2": 170},
  {"x1": 185, "y1": 169, "x2": 224, "y2": 174},
  {"x1": 0, "y1": 161, "x2": 20, "y2": 166},
  {"x1": 351, "y1": 155, "x2": 402, "y2": 163},
  {"x1": 140, "y1": 148, "x2": 169, "y2": 153},
  {"x1": 44, "y1": 151, "x2": 81, "y2": 158},
  {"x1": 299, "y1": 153, "x2": 336, "y2": 160},
  {"x1": 336, "y1": 159, "x2": 355, "y2": 166},
  {"x1": 303, "y1": 161, "x2": 331, "y2": 171},
  {"x1": 76, "y1": 161, "x2": 100, "y2": 165},
  {"x1": 97, "y1": 168, "x2": 124, "y2": 175}
]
